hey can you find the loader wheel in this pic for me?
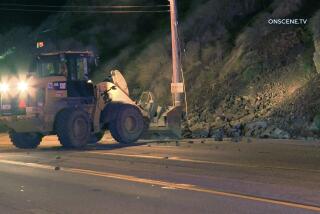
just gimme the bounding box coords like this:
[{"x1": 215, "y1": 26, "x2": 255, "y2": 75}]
[
  {"x1": 56, "y1": 109, "x2": 91, "y2": 148},
  {"x1": 109, "y1": 104, "x2": 144, "y2": 144},
  {"x1": 9, "y1": 130, "x2": 42, "y2": 149}
]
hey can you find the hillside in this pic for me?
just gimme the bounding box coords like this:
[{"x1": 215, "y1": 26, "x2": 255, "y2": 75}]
[{"x1": 1, "y1": 0, "x2": 320, "y2": 139}]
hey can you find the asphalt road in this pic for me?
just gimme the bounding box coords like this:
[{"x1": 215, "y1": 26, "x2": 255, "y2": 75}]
[{"x1": 0, "y1": 134, "x2": 319, "y2": 214}]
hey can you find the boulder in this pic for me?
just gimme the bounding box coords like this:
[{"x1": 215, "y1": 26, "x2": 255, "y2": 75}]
[
  {"x1": 261, "y1": 127, "x2": 290, "y2": 139},
  {"x1": 307, "y1": 122, "x2": 319, "y2": 132},
  {"x1": 182, "y1": 123, "x2": 193, "y2": 139},
  {"x1": 211, "y1": 129, "x2": 224, "y2": 141},
  {"x1": 192, "y1": 130, "x2": 209, "y2": 138},
  {"x1": 244, "y1": 121, "x2": 268, "y2": 137},
  {"x1": 312, "y1": 114, "x2": 320, "y2": 131},
  {"x1": 191, "y1": 127, "x2": 210, "y2": 138}
]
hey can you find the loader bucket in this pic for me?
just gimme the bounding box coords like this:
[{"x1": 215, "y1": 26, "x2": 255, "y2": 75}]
[
  {"x1": 142, "y1": 106, "x2": 182, "y2": 140},
  {"x1": 165, "y1": 106, "x2": 183, "y2": 138}
]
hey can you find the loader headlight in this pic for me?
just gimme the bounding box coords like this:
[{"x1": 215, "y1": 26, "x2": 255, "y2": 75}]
[
  {"x1": 17, "y1": 81, "x2": 29, "y2": 92},
  {"x1": 0, "y1": 83, "x2": 9, "y2": 93}
]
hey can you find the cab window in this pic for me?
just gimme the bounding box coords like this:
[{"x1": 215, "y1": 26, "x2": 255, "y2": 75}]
[
  {"x1": 67, "y1": 57, "x2": 89, "y2": 81},
  {"x1": 35, "y1": 56, "x2": 65, "y2": 78},
  {"x1": 37, "y1": 62, "x2": 64, "y2": 77}
]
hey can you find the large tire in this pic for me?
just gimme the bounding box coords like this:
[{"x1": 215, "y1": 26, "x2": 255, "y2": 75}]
[
  {"x1": 109, "y1": 104, "x2": 144, "y2": 144},
  {"x1": 9, "y1": 130, "x2": 42, "y2": 149},
  {"x1": 55, "y1": 109, "x2": 91, "y2": 148}
]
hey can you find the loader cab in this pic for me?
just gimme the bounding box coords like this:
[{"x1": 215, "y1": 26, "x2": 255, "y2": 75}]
[{"x1": 33, "y1": 51, "x2": 96, "y2": 98}]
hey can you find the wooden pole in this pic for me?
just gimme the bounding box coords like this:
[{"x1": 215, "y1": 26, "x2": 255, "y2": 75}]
[{"x1": 169, "y1": 0, "x2": 182, "y2": 107}]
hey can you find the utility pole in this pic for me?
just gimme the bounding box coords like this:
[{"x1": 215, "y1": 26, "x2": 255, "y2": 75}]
[
  {"x1": 169, "y1": 0, "x2": 184, "y2": 107},
  {"x1": 165, "y1": 0, "x2": 184, "y2": 138}
]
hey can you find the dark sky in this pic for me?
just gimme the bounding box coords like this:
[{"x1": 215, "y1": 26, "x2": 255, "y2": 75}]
[
  {"x1": 0, "y1": 0, "x2": 175, "y2": 33},
  {"x1": 0, "y1": 0, "x2": 67, "y2": 32}
]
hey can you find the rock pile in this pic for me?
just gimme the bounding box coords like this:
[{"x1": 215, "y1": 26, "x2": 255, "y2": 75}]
[{"x1": 185, "y1": 90, "x2": 307, "y2": 140}]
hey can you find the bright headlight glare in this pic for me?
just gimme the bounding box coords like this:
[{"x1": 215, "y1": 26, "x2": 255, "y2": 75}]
[
  {"x1": 0, "y1": 83, "x2": 9, "y2": 93},
  {"x1": 18, "y1": 81, "x2": 29, "y2": 91}
]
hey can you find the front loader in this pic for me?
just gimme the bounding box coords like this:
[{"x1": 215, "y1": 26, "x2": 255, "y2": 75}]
[{"x1": 0, "y1": 51, "x2": 148, "y2": 149}]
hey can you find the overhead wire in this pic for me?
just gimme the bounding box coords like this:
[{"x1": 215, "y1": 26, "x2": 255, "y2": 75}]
[
  {"x1": 0, "y1": 8, "x2": 170, "y2": 14},
  {"x1": 0, "y1": 3, "x2": 170, "y2": 14},
  {"x1": 0, "y1": 3, "x2": 170, "y2": 9}
]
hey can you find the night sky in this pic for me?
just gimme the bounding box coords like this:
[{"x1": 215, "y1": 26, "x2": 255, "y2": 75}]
[
  {"x1": 0, "y1": 0, "x2": 171, "y2": 33},
  {"x1": 0, "y1": 0, "x2": 67, "y2": 32}
]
